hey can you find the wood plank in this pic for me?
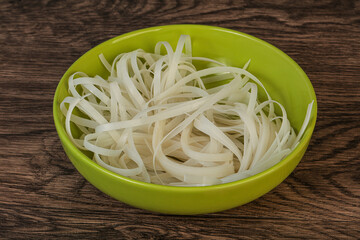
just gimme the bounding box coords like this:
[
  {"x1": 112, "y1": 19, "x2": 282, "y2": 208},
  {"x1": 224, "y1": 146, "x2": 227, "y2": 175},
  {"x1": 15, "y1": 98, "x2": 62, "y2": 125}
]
[{"x1": 0, "y1": 0, "x2": 359, "y2": 239}]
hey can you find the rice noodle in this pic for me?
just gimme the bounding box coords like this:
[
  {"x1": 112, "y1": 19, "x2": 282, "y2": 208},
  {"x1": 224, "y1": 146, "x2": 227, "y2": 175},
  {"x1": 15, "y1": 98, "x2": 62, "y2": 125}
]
[{"x1": 61, "y1": 35, "x2": 313, "y2": 186}]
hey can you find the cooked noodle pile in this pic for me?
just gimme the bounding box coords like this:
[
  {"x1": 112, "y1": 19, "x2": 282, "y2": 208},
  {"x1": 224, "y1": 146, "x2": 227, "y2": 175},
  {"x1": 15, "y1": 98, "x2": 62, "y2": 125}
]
[{"x1": 61, "y1": 35, "x2": 313, "y2": 186}]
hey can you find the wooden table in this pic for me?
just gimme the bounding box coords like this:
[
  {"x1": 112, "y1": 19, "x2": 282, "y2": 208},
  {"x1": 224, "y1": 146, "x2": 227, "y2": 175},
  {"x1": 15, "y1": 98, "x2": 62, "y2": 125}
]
[{"x1": 1, "y1": 1, "x2": 359, "y2": 239}]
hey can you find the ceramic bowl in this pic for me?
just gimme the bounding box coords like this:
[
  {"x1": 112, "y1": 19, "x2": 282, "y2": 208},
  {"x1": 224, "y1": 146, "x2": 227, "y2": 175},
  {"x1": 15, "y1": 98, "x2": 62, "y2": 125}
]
[{"x1": 53, "y1": 25, "x2": 317, "y2": 215}]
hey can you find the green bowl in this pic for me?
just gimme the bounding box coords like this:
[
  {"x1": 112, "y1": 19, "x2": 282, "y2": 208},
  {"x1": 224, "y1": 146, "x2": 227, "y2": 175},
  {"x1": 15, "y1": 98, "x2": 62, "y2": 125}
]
[{"x1": 53, "y1": 25, "x2": 317, "y2": 215}]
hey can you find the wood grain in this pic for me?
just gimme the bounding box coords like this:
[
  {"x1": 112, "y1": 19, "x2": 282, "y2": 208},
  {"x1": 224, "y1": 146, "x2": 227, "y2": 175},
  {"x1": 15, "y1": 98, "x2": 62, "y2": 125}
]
[{"x1": 0, "y1": 0, "x2": 359, "y2": 239}]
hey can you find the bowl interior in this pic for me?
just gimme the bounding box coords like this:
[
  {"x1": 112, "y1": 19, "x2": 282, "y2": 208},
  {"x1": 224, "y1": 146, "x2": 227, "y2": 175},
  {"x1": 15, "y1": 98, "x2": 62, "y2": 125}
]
[{"x1": 53, "y1": 25, "x2": 317, "y2": 213}]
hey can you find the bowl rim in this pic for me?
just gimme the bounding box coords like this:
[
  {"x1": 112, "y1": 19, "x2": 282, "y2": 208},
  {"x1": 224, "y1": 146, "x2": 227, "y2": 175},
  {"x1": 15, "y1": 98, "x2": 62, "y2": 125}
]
[{"x1": 53, "y1": 24, "x2": 317, "y2": 192}]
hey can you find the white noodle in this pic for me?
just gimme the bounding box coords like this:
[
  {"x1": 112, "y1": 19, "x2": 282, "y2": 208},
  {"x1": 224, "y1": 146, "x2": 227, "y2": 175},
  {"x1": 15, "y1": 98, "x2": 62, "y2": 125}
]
[{"x1": 61, "y1": 35, "x2": 313, "y2": 186}]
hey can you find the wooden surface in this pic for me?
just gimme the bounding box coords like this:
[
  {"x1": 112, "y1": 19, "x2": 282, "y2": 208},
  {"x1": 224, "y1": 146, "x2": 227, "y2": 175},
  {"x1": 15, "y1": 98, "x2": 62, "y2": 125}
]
[{"x1": 1, "y1": 0, "x2": 359, "y2": 239}]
